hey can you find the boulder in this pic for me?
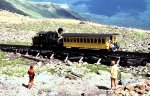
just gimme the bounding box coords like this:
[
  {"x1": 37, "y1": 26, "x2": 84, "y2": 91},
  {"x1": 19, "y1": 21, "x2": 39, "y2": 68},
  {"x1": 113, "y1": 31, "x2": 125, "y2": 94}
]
[{"x1": 65, "y1": 73, "x2": 77, "y2": 80}]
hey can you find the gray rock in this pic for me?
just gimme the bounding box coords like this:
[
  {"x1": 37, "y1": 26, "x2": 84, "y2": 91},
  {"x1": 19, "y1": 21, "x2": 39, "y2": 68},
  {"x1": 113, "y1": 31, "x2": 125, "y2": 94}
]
[{"x1": 146, "y1": 63, "x2": 150, "y2": 71}]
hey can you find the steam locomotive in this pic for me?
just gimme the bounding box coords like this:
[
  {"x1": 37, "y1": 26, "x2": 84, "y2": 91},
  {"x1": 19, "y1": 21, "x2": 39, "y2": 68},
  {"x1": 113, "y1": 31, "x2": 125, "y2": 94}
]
[{"x1": 32, "y1": 28, "x2": 119, "y2": 51}]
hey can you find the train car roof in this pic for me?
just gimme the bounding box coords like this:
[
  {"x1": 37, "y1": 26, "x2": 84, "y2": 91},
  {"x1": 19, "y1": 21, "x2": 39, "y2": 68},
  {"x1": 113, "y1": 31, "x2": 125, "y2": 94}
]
[
  {"x1": 62, "y1": 33, "x2": 118, "y2": 38},
  {"x1": 37, "y1": 31, "x2": 57, "y2": 35}
]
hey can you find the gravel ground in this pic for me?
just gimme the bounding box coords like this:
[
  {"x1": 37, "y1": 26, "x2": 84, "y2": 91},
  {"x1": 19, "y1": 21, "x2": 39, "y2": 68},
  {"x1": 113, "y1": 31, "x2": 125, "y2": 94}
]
[
  {"x1": 0, "y1": 71, "x2": 149, "y2": 96},
  {"x1": 0, "y1": 71, "x2": 112, "y2": 96},
  {"x1": 0, "y1": 59, "x2": 150, "y2": 96},
  {"x1": 0, "y1": 28, "x2": 36, "y2": 43}
]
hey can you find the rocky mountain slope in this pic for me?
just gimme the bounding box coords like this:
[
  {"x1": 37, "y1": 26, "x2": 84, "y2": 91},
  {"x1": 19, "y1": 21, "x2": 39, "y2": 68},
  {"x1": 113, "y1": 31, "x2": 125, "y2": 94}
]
[
  {"x1": 0, "y1": 0, "x2": 27, "y2": 16},
  {"x1": 0, "y1": 11, "x2": 150, "y2": 96},
  {"x1": 0, "y1": 10, "x2": 150, "y2": 52},
  {"x1": 0, "y1": 53, "x2": 150, "y2": 96},
  {"x1": 0, "y1": 0, "x2": 84, "y2": 20}
]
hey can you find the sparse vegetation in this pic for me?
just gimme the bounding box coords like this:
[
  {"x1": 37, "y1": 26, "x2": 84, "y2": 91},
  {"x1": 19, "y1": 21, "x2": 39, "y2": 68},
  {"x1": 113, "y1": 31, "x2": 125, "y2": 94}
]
[
  {"x1": 0, "y1": 51, "x2": 7, "y2": 67},
  {"x1": 40, "y1": 67, "x2": 56, "y2": 74},
  {"x1": 0, "y1": 51, "x2": 5, "y2": 61},
  {"x1": 1, "y1": 68, "x2": 26, "y2": 76},
  {"x1": 0, "y1": 41, "x2": 30, "y2": 45},
  {"x1": 0, "y1": 52, "x2": 27, "y2": 76},
  {"x1": 9, "y1": 60, "x2": 27, "y2": 66},
  {"x1": 83, "y1": 64, "x2": 110, "y2": 73},
  {"x1": 0, "y1": 59, "x2": 27, "y2": 67},
  {"x1": 0, "y1": 51, "x2": 27, "y2": 67}
]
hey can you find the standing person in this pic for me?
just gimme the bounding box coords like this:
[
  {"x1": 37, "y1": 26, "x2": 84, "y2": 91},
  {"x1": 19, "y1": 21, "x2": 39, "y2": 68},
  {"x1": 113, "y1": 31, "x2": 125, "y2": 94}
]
[
  {"x1": 110, "y1": 60, "x2": 118, "y2": 89},
  {"x1": 28, "y1": 65, "x2": 35, "y2": 89}
]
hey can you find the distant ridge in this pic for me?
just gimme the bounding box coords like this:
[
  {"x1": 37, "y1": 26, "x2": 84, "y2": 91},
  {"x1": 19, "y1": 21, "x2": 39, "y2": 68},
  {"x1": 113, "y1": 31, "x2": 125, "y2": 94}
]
[
  {"x1": 0, "y1": 0, "x2": 85, "y2": 20},
  {"x1": 31, "y1": 0, "x2": 150, "y2": 30},
  {"x1": 0, "y1": 0, "x2": 28, "y2": 16}
]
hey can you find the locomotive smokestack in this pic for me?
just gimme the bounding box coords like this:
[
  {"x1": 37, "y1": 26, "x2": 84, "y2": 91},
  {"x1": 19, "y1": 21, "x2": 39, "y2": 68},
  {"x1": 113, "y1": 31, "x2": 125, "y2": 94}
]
[{"x1": 58, "y1": 28, "x2": 63, "y2": 35}]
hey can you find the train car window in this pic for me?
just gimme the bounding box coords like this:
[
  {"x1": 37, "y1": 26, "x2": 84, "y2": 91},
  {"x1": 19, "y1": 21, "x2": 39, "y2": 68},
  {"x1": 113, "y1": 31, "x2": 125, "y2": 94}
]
[
  {"x1": 91, "y1": 38, "x2": 93, "y2": 43},
  {"x1": 64, "y1": 38, "x2": 66, "y2": 42},
  {"x1": 84, "y1": 38, "x2": 86, "y2": 43},
  {"x1": 67, "y1": 38, "x2": 69, "y2": 42},
  {"x1": 102, "y1": 39, "x2": 105, "y2": 44},
  {"x1": 80, "y1": 38, "x2": 83, "y2": 43},
  {"x1": 77, "y1": 38, "x2": 79, "y2": 42},
  {"x1": 110, "y1": 36, "x2": 113, "y2": 41},
  {"x1": 107, "y1": 38, "x2": 110, "y2": 42},
  {"x1": 68, "y1": 38, "x2": 70, "y2": 42},
  {"x1": 74, "y1": 38, "x2": 76, "y2": 42},
  {"x1": 87, "y1": 38, "x2": 90, "y2": 43},
  {"x1": 94, "y1": 38, "x2": 97, "y2": 43},
  {"x1": 98, "y1": 38, "x2": 101, "y2": 43}
]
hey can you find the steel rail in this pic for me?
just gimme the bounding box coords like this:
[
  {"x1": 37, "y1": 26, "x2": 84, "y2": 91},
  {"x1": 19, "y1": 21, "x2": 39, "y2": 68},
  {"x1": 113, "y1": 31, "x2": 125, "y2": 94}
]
[{"x1": 0, "y1": 44, "x2": 150, "y2": 62}]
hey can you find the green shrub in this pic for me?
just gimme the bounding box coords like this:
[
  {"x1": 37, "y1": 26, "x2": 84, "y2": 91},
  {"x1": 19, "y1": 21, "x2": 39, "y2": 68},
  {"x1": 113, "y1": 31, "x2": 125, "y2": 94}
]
[
  {"x1": 83, "y1": 64, "x2": 110, "y2": 73},
  {"x1": 0, "y1": 52, "x2": 27, "y2": 67},
  {"x1": 2, "y1": 68, "x2": 26, "y2": 76},
  {"x1": 40, "y1": 67, "x2": 56, "y2": 74}
]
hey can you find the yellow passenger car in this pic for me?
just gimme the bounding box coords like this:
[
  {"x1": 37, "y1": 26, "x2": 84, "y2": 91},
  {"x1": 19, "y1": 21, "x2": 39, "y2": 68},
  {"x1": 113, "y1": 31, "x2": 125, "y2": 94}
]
[{"x1": 61, "y1": 33, "x2": 118, "y2": 50}]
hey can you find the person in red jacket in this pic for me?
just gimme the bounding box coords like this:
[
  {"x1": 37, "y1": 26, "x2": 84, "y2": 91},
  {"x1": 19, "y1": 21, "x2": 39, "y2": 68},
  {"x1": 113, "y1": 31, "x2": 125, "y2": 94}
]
[{"x1": 28, "y1": 65, "x2": 35, "y2": 89}]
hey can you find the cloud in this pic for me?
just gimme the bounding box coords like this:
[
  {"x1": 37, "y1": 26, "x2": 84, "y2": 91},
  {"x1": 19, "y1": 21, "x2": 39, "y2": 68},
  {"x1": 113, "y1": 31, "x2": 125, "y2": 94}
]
[{"x1": 59, "y1": 3, "x2": 70, "y2": 9}]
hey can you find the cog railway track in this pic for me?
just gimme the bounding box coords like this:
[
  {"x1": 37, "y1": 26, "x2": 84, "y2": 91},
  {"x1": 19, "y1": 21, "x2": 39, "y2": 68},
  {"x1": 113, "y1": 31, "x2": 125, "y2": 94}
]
[{"x1": 0, "y1": 44, "x2": 150, "y2": 66}]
